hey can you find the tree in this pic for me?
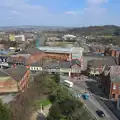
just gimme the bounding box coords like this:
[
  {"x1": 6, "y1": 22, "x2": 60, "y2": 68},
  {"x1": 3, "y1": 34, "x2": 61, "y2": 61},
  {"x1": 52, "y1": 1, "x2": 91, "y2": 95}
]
[
  {"x1": 47, "y1": 103, "x2": 62, "y2": 120},
  {"x1": 51, "y1": 74, "x2": 60, "y2": 84},
  {"x1": 47, "y1": 84, "x2": 85, "y2": 120},
  {"x1": 0, "y1": 99, "x2": 11, "y2": 120}
]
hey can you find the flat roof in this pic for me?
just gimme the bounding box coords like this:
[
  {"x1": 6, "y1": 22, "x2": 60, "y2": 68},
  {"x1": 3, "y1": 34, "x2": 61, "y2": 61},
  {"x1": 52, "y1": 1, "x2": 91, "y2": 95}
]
[
  {"x1": 38, "y1": 46, "x2": 71, "y2": 53},
  {"x1": 38, "y1": 46, "x2": 84, "y2": 54}
]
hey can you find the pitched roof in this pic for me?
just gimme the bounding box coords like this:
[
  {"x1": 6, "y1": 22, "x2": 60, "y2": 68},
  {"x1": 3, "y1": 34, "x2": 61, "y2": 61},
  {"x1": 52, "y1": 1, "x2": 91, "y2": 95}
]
[
  {"x1": 0, "y1": 69, "x2": 10, "y2": 77},
  {"x1": 71, "y1": 59, "x2": 81, "y2": 66},
  {"x1": 59, "y1": 61, "x2": 71, "y2": 68},
  {"x1": 31, "y1": 61, "x2": 44, "y2": 67},
  {"x1": 43, "y1": 61, "x2": 60, "y2": 69},
  {"x1": 5, "y1": 66, "x2": 28, "y2": 82},
  {"x1": 88, "y1": 58, "x2": 116, "y2": 67},
  {"x1": 7, "y1": 55, "x2": 28, "y2": 65},
  {"x1": 18, "y1": 47, "x2": 43, "y2": 55}
]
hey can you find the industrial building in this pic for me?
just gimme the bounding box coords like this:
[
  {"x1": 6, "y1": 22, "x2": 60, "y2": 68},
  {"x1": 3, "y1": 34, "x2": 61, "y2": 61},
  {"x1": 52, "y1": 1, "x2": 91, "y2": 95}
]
[{"x1": 38, "y1": 46, "x2": 84, "y2": 61}]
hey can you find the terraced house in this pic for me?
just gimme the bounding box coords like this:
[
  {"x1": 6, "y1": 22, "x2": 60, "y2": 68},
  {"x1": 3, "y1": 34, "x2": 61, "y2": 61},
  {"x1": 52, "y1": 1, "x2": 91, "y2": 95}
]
[
  {"x1": 100, "y1": 66, "x2": 120, "y2": 100},
  {"x1": 0, "y1": 66, "x2": 30, "y2": 93}
]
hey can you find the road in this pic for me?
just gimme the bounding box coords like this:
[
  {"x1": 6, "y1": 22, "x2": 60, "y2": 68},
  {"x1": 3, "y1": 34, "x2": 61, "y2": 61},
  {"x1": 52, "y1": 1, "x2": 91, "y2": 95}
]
[
  {"x1": 0, "y1": 94, "x2": 15, "y2": 104},
  {"x1": 60, "y1": 75, "x2": 119, "y2": 120}
]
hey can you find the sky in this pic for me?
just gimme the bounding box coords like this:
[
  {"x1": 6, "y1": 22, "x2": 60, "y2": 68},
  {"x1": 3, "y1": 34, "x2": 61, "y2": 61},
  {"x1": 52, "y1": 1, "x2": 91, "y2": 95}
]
[{"x1": 0, "y1": 0, "x2": 120, "y2": 27}]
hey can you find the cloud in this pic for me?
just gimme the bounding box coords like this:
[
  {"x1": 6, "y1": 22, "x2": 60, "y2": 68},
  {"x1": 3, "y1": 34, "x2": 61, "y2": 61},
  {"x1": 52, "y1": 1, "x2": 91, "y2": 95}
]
[
  {"x1": 87, "y1": 0, "x2": 108, "y2": 5},
  {"x1": 11, "y1": 10, "x2": 21, "y2": 15},
  {"x1": 0, "y1": 0, "x2": 52, "y2": 25},
  {"x1": 0, "y1": 0, "x2": 119, "y2": 27},
  {"x1": 65, "y1": 11, "x2": 76, "y2": 15},
  {"x1": 65, "y1": 11, "x2": 83, "y2": 16}
]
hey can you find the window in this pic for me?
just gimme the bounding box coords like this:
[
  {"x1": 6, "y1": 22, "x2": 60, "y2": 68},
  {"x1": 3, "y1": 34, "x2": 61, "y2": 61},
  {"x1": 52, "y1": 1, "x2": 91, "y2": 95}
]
[
  {"x1": 38, "y1": 67, "x2": 42, "y2": 71},
  {"x1": 112, "y1": 94, "x2": 115, "y2": 98},
  {"x1": 113, "y1": 85, "x2": 116, "y2": 90}
]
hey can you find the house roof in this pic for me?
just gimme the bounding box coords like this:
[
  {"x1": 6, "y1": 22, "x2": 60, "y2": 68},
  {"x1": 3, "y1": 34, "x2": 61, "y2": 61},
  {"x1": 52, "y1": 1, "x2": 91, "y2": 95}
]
[
  {"x1": 41, "y1": 59, "x2": 81, "y2": 69},
  {"x1": 71, "y1": 59, "x2": 81, "y2": 66},
  {"x1": 31, "y1": 61, "x2": 44, "y2": 67},
  {"x1": 7, "y1": 55, "x2": 29, "y2": 65},
  {"x1": 89, "y1": 45, "x2": 105, "y2": 52},
  {"x1": 59, "y1": 59, "x2": 81, "y2": 68},
  {"x1": 5, "y1": 66, "x2": 28, "y2": 82},
  {"x1": 43, "y1": 61, "x2": 60, "y2": 69},
  {"x1": 109, "y1": 66, "x2": 120, "y2": 82},
  {"x1": 88, "y1": 58, "x2": 116, "y2": 67},
  {"x1": 18, "y1": 47, "x2": 43, "y2": 55},
  {"x1": 0, "y1": 69, "x2": 10, "y2": 77}
]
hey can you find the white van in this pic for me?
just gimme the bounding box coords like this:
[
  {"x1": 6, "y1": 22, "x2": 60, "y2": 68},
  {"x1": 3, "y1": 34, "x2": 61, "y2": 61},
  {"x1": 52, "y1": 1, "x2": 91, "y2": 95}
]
[{"x1": 64, "y1": 80, "x2": 73, "y2": 88}]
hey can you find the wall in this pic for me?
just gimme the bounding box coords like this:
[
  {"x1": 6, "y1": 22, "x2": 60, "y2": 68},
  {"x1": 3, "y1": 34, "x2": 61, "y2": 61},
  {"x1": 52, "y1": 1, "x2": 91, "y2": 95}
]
[
  {"x1": 18, "y1": 69, "x2": 30, "y2": 91},
  {"x1": 100, "y1": 73, "x2": 111, "y2": 98},
  {"x1": 117, "y1": 97, "x2": 120, "y2": 111},
  {"x1": 0, "y1": 77, "x2": 18, "y2": 93},
  {"x1": 60, "y1": 68, "x2": 71, "y2": 73},
  {"x1": 110, "y1": 82, "x2": 120, "y2": 100},
  {"x1": 45, "y1": 53, "x2": 69, "y2": 60},
  {"x1": 28, "y1": 52, "x2": 45, "y2": 65}
]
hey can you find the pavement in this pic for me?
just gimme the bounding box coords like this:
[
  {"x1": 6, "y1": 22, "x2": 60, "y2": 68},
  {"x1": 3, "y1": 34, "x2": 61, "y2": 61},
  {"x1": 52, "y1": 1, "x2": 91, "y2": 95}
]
[
  {"x1": 60, "y1": 75, "x2": 119, "y2": 120},
  {"x1": 30, "y1": 105, "x2": 51, "y2": 120},
  {"x1": 0, "y1": 94, "x2": 16, "y2": 103}
]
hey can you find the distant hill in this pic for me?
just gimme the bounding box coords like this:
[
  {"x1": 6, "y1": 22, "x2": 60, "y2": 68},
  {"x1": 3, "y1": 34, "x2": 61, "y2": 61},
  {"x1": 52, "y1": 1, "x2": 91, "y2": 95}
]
[
  {"x1": 0, "y1": 25, "x2": 69, "y2": 31},
  {"x1": 68, "y1": 25, "x2": 120, "y2": 36}
]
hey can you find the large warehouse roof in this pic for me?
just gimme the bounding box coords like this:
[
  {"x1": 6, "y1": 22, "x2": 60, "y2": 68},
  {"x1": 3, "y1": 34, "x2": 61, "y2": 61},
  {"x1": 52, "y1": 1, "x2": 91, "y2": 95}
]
[
  {"x1": 38, "y1": 46, "x2": 71, "y2": 53},
  {"x1": 38, "y1": 46, "x2": 84, "y2": 54}
]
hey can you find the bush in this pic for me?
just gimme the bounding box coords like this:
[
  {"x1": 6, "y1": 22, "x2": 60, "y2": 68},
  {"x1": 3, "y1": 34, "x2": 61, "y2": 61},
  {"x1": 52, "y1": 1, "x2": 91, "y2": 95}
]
[{"x1": 0, "y1": 100, "x2": 11, "y2": 120}]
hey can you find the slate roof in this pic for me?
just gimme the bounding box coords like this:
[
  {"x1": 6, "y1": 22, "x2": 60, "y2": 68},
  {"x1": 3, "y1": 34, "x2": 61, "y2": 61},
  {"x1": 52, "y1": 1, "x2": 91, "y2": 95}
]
[
  {"x1": 88, "y1": 57, "x2": 116, "y2": 67},
  {"x1": 5, "y1": 66, "x2": 28, "y2": 82},
  {"x1": 71, "y1": 59, "x2": 81, "y2": 66},
  {"x1": 18, "y1": 47, "x2": 43, "y2": 55},
  {"x1": 40, "y1": 59, "x2": 81, "y2": 69},
  {"x1": 59, "y1": 61, "x2": 71, "y2": 68},
  {"x1": 59, "y1": 59, "x2": 81, "y2": 68},
  {"x1": 31, "y1": 61, "x2": 44, "y2": 67},
  {"x1": 109, "y1": 66, "x2": 120, "y2": 82},
  {"x1": 89, "y1": 45, "x2": 105, "y2": 52},
  {"x1": 43, "y1": 61, "x2": 60, "y2": 69},
  {"x1": 7, "y1": 55, "x2": 28, "y2": 65},
  {"x1": 0, "y1": 69, "x2": 10, "y2": 77}
]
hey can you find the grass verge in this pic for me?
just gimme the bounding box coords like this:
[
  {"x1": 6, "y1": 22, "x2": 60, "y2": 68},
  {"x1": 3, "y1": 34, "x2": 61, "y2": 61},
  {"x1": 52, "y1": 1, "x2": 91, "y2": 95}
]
[{"x1": 35, "y1": 99, "x2": 51, "y2": 107}]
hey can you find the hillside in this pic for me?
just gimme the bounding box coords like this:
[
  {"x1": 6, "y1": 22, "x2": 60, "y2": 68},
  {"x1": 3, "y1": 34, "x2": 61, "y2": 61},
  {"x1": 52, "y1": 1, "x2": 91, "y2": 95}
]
[{"x1": 68, "y1": 25, "x2": 120, "y2": 36}]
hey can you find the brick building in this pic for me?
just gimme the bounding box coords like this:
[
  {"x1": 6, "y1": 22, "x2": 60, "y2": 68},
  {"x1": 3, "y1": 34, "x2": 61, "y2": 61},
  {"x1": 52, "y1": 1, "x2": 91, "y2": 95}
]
[
  {"x1": 87, "y1": 57, "x2": 116, "y2": 76},
  {"x1": 7, "y1": 48, "x2": 45, "y2": 67},
  {"x1": 100, "y1": 66, "x2": 120, "y2": 100},
  {"x1": 0, "y1": 66, "x2": 30, "y2": 93}
]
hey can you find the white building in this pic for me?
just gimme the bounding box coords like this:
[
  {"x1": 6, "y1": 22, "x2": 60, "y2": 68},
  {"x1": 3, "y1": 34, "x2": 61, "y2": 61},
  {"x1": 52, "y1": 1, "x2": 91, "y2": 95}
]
[
  {"x1": 15, "y1": 35, "x2": 25, "y2": 41},
  {"x1": 63, "y1": 34, "x2": 76, "y2": 41}
]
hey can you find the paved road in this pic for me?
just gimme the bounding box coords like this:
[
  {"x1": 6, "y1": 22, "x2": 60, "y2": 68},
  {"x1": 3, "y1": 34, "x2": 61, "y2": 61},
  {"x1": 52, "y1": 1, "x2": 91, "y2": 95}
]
[
  {"x1": 60, "y1": 75, "x2": 119, "y2": 120},
  {"x1": 36, "y1": 113, "x2": 46, "y2": 120},
  {"x1": 0, "y1": 94, "x2": 15, "y2": 103}
]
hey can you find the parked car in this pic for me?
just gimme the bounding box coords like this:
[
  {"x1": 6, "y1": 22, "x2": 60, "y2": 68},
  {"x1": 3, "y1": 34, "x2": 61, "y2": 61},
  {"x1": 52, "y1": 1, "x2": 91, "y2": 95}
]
[
  {"x1": 96, "y1": 109, "x2": 105, "y2": 118},
  {"x1": 82, "y1": 92, "x2": 89, "y2": 100}
]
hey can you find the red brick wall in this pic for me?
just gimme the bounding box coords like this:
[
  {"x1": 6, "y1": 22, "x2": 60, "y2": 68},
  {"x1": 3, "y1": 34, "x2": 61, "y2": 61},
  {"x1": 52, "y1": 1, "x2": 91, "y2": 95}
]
[
  {"x1": 0, "y1": 78, "x2": 18, "y2": 93},
  {"x1": 110, "y1": 82, "x2": 120, "y2": 100},
  {"x1": 27, "y1": 52, "x2": 45, "y2": 65},
  {"x1": 111, "y1": 50, "x2": 116, "y2": 57},
  {"x1": 19, "y1": 69, "x2": 30, "y2": 91},
  {"x1": 45, "y1": 53, "x2": 69, "y2": 60}
]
